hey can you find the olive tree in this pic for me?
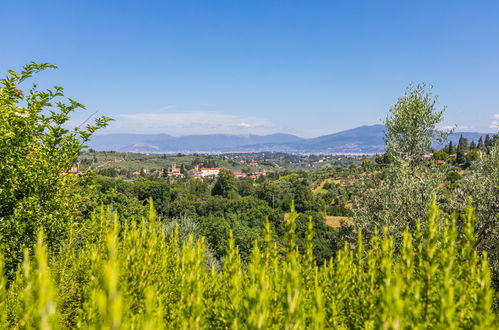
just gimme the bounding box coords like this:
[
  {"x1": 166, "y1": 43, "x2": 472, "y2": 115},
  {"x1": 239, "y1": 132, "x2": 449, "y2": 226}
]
[
  {"x1": 448, "y1": 143, "x2": 499, "y2": 295},
  {"x1": 352, "y1": 83, "x2": 449, "y2": 241},
  {"x1": 384, "y1": 83, "x2": 449, "y2": 163},
  {"x1": 0, "y1": 63, "x2": 111, "y2": 274},
  {"x1": 351, "y1": 161, "x2": 445, "y2": 241}
]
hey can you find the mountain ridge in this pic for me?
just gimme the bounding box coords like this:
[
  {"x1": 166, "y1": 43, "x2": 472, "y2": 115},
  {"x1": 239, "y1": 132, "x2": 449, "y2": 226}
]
[{"x1": 88, "y1": 125, "x2": 496, "y2": 154}]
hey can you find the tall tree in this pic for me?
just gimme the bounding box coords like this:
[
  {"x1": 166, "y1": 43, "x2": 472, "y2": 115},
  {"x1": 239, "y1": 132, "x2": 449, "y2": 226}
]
[
  {"x1": 447, "y1": 141, "x2": 455, "y2": 155},
  {"x1": 353, "y1": 84, "x2": 449, "y2": 242},
  {"x1": 469, "y1": 140, "x2": 476, "y2": 150},
  {"x1": 455, "y1": 135, "x2": 468, "y2": 164},
  {"x1": 383, "y1": 83, "x2": 450, "y2": 164},
  {"x1": 477, "y1": 136, "x2": 485, "y2": 151},
  {"x1": 458, "y1": 135, "x2": 469, "y2": 150},
  {"x1": 456, "y1": 143, "x2": 465, "y2": 164}
]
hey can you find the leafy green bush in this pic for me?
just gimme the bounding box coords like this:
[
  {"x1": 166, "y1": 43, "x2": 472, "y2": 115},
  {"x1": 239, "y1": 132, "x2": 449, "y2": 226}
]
[
  {"x1": 0, "y1": 200, "x2": 495, "y2": 328},
  {"x1": 0, "y1": 63, "x2": 110, "y2": 275}
]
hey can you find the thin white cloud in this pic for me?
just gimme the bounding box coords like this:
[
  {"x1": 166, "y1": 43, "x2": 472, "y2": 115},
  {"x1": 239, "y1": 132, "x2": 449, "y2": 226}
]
[
  {"x1": 99, "y1": 111, "x2": 279, "y2": 135},
  {"x1": 161, "y1": 105, "x2": 177, "y2": 110},
  {"x1": 438, "y1": 124, "x2": 473, "y2": 131},
  {"x1": 490, "y1": 114, "x2": 499, "y2": 129}
]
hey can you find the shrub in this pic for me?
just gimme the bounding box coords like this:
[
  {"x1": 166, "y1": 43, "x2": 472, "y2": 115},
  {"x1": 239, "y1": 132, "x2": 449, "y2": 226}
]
[{"x1": 0, "y1": 63, "x2": 110, "y2": 275}]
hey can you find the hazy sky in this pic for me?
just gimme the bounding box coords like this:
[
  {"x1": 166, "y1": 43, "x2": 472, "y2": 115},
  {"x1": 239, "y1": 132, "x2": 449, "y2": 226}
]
[{"x1": 1, "y1": 1, "x2": 498, "y2": 137}]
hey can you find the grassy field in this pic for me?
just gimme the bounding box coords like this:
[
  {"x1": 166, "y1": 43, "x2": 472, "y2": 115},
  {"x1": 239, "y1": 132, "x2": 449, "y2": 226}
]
[{"x1": 325, "y1": 216, "x2": 352, "y2": 228}]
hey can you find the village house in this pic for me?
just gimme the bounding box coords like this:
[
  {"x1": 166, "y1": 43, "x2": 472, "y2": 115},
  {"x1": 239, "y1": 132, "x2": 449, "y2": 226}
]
[
  {"x1": 191, "y1": 165, "x2": 224, "y2": 179},
  {"x1": 68, "y1": 165, "x2": 79, "y2": 174},
  {"x1": 67, "y1": 163, "x2": 83, "y2": 176},
  {"x1": 201, "y1": 168, "x2": 221, "y2": 176},
  {"x1": 132, "y1": 168, "x2": 149, "y2": 176},
  {"x1": 168, "y1": 162, "x2": 184, "y2": 177}
]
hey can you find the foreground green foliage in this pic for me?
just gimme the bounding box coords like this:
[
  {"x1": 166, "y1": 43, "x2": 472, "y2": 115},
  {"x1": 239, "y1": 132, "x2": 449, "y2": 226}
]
[{"x1": 1, "y1": 200, "x2": 494, "y2": 329}]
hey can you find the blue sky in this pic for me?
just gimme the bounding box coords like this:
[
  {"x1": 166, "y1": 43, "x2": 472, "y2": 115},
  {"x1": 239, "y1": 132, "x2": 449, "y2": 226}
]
[{"x1": 1, "y1": 0, "x2": 498, "y2": 137}]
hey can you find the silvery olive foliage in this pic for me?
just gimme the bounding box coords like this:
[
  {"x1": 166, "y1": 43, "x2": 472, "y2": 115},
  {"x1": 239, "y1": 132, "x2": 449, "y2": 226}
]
[
  {"x1": 351, "y1": 161, "x2": 446, "y2": 242},
  {"x1": 353, "y1": 83, "x2": 448, "y2": 241},
  {"x1": 448, "y1": 143, "x2": 499, "y2": 292},
  {"x1": 384, "y1": 83, "x2": 450, "y2": 163}
]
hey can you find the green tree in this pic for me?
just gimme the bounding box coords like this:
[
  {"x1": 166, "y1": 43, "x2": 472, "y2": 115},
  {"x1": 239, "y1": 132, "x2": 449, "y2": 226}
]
[
  {"x1": 465, "y1": 149, "x2": 480, "y2": 163},
  {"x1": 458, "y1": 135, "x2": 469, "y2": 150},
  {"x1": 236, "y1": 177, "x2": 255, "y2": 197},
  {"x1": 446, "y1": 171, "x2": 461, "y2": 184},
  {"x1": 353, "y1": 84, "x2": 449, "y2": 242},
  {"x1": 384, "y1": 83, "x2": 449, "y2": 163},
  {"x1": 351, "y1": 162, "x2": 445, "y2": 241},
  {"x1": 255, "y1": 181, "x2": 279, "y2": 209},
  {"x1": 484, "y1": 135, "x2": 491, "y2": 149},
  {"x1": 432, "y1": 150, "x2": 449, "y2": 162},
  {"x1": 447, "y1": 140, "x2": 455, "y2": 154},
  {"x1": 449, "y1": 143, "x2": 499, "y2": 297},
  {"x1": 456, "y1": 135, "x2": 467, "y2": 164},
  {"x1": 477, "y1": 136, "x2": 485, "y2": 151},
  {"x1": 212, "y1": 169, "x2": 237, "y2": 198},
  {"x1": 375, "y1": 152, "x2": 395, "y2": 165},
  {"x1": 469, "y1": 140, "x2": 477, "y2": 150},
  {"x1": 0, "y1": 63, "x2": 111, "y2": 274}
]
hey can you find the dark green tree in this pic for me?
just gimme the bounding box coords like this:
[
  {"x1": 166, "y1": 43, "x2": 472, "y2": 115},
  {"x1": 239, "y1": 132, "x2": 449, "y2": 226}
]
[
  {"x1": 212, "y1": 169, "x2": 237, "y2": 198},
  {"x1": 458, "y1": 135, "x2": 469, "y2": 151},
  {"x1": 447, "y1": 140, "x2": 455, "y2": 155},
  {"x1": 375, "y1": 152, "x2": 395, "y2": 165},
  {"x1": 236, "y1": 177, "x2": 255, "y2": 197},
  {"x1": 456, "y1": 136, "x2": 467, "y2": 164},
  {"x1": 469, "y1": 140, "x2": 476, "y2": 150},
  {"x1": 477, "y1": 136, "x2": 484, "y2": 151}
]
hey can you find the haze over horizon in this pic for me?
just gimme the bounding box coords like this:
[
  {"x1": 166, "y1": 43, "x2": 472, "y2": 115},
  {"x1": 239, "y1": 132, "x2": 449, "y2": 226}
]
[{"x1": 2, "y1": 1, "x2": 498, "y2": 137}]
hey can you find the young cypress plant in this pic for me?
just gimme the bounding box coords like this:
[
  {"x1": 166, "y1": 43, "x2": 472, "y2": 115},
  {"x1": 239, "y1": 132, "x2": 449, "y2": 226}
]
[
  {"x1": 0, "y1": 253, "x2": 7, "y2": 329},
  {"x1": 179, "y1": 235, "x2": 207, "y2": 329},
  {"x1": 0, "y1": 198, "x2": 495, "y2": 328},
  {"x1": 95, "y1": 218, "x2": 124, "y2": 329},
  {"x1": 14, "y1": 232, "x2": 58, "y2": 329}
]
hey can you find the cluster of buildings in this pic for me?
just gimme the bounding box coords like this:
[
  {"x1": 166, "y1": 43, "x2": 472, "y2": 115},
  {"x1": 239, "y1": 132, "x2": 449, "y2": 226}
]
[
  {"x1": 239, "y1": 159, "x2": 259, "y2": 167},
  {"x1": 191, "y1": 165, "x2": 269, "y2": 179},
  {"x1": 131, "y1": 163, "x2": 183, "y2": 177},
  {"x1": 129, "y1": 162, "x2": 269, "y2": 180}
]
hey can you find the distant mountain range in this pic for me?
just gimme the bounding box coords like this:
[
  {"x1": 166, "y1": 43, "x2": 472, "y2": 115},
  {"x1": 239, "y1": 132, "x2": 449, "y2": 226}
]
[{"x1": 88, "y1": 125, "x2": 496, "y2": 154}]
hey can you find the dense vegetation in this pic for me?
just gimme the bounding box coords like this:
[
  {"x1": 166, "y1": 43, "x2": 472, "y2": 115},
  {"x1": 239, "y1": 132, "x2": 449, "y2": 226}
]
[
  {"x1": 78, "y1": 150, "x2": 367, "y2": 177},
  {"x1": 1, "y1": 201, "x2": 495, "y2": 328},
  {"x1": 0, "y1": 64, "x2": 497, "y2": 328}
]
